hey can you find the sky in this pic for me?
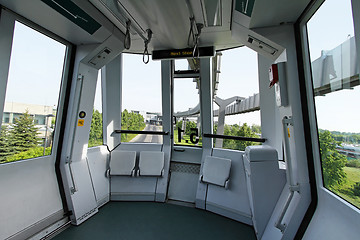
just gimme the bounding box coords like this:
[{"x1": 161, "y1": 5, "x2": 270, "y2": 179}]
[{"x1": 3, "y1": 0, "x2": 359, "y2": 132}]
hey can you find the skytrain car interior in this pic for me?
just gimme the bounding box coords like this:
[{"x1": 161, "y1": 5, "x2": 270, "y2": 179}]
[{"x1": 0, "y1": 0, "x2": 359, "y2": 239}]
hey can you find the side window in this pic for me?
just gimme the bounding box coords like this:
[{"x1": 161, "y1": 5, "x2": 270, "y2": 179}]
[
  {"x1": 173, "y1": 59, "x2": 202, "y2": 147},
  {"x1": 88, "y1": 70, "x2": 104, "y2": 148},
  {"x1": 88, "y1": 71, "x2": 103, "y2": 148},
  {"x1": 121, "y1": 54, "x2": 163, "y2": 143},
  {"x1": 212, "y1": 47, "x2": 261, "y2": 150},
  {"x1": 0, "y1": 21, "x2": 66, "y2": 163},
  {"x1": 307, "y1": 0, "x2": 360, "y2": 208}
]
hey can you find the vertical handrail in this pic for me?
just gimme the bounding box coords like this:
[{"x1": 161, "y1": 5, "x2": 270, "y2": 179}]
[{"x1": 275, "y1": 116, "x2": 300, "y2": 232}]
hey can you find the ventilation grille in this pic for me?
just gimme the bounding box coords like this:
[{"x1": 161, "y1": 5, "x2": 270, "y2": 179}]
[{"x1": 170, "y1": 162, "x2": 200, "y2": 174}]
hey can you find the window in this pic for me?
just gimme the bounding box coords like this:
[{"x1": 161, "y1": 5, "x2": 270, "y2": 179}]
[
  {"x1": 173, "y1": 59, "x2": 202, "y2": 147},
  {"x1": 0, "y1": 21, "x2": 66, "y2": 163},
  {"x1": 307, "y1": 0, "x2": 360, "y2": 208},
  {"x1": 122, "y1": 54, "x2": 163, "y2": 143},
  {"x1": 212, "y1": 47, "x2": 261, "y2": 150},
  {"x1": 88, "y1": 71, "x2": 103, "y2": 148}
]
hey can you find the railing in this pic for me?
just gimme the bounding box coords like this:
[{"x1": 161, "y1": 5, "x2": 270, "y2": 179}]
[
  {"x1": 203, "y1": 133, "x2": 266, "y2": 143},
  {"x1": 113, "y1": 130, "x2": 169, "y2": 135}
]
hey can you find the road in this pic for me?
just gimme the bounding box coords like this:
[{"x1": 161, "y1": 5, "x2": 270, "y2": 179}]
[{"x1": 130, "y1": 124, "x2": 163, "y2": 143}]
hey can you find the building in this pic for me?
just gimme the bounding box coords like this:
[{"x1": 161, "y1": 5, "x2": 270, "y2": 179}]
[{"x1": 2, "y1": 102, "x2": 55, "y2": 145}]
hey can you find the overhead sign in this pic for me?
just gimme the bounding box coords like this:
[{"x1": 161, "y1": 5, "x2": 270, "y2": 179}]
[{"x1": 152, "y1": 46, "x2": 215, "y2": 60}]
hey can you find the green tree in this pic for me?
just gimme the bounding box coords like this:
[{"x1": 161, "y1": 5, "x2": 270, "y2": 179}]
[
  {"x1": 0, "y1": 126, "x2": 13, "y2": 162},
  {"x1": 319, "y1": 130, "x2": 347, "y2": 189},
  {"x1": 251, "y1": 124, "x2": 261, "y2": 134},
  {"x1": 185, "y1": 121, "x2": 197, "y2": 135},
  {"x1": 238, "y1": 123, "x2": 259, "y2": 150},
  {"x1": 222, "y1": 123, "x2": 259, "y2": 151},
  {"x1": 89, "y1": 109, "x2": 103, "y2": 147},
  {"x1": 9, "y1": 110, "x2": 40, "y2": 154},
  {"x1": 120, "y1": 109, "x2": 145, "y2": 142}
]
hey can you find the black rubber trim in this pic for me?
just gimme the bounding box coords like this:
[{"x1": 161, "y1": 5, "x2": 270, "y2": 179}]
[
  {"x1": 203, "y1": 133, "x2": 266, "y2": 143},
  {"x1": 113, "y1": 130, "x2": 169, "y2": 135},
  {"x1": 55, "y1": 44, "x2": 77, "y2": 216},
  {"x1": 293, "y1": 1, "x2": 319, "y2": 238}
]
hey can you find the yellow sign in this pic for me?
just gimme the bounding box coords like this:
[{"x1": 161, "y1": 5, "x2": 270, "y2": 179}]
[
  {"x1": 287, "y1": 128, "x2": 290, "y2": 138},
  {"x1": 78, "y1": 119, "x2": 84, "y2": 127}
]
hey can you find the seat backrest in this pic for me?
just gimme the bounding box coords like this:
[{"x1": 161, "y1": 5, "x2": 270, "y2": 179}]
[
  {"x1": 244, "y1": 145, "x2": 278, "y2": 162},
  {"x1": 139, "y1": 151, "x2": 165, "y2": 177},
  {"x1": 202, "y1": 156, "x2": 231, "y2": 187},
  {"x1": 109, "y1": 150, "x2": 137, "y2": 176}
]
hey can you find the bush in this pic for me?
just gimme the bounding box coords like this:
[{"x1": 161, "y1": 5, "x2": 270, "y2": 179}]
[
  {"x1": 346, "y1": 159, "x2": 360, "y2": 168},
  {"x1": 5, "y1": 147, "x2": 51, "y2": 163},
  {"x1": 353, "y1": 182, "x2": 360, "y2": 197}
]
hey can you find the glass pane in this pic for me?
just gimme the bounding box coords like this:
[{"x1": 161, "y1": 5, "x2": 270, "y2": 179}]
[
  {"x1": 173, "y1": 60, "x2": 202, "y2": 147},
  {"x1": 0, "y1": 22, "x2": 66, "y2": 163},
  {"x1": 88, "y1": 71, "x2": 103, "y2": 148},
  {"x1": 213, "y1": 47, "x2": 261, "y2": 150},
  {"x1": 307, "y1": 0, "x2": 360, "y2": 208},
  {"x1": 122, "y1": 54, "x2": 163, "y2": 143}
]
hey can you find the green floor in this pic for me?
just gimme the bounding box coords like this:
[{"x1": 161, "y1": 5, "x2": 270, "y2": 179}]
[{"x1": 52, "y1": 202, "x2": 256, "y2": 240}]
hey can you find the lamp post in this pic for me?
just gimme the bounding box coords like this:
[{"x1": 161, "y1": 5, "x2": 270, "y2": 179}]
[{"x1": 43, "y1": 114, "x2": 55, "y2": 156}]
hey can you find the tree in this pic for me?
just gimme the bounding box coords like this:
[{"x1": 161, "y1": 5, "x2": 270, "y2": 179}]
[
  {"x1": 319, "y1": 130, "x2": 347, "y2": 189},
  {"x1": 222, "y1": 123, "x2": 259, "y2": 151},
  {"x1": 251, "y1": 124, "x2": 261, "y2": 134},
  {"x1": 89, "y1": 109, "x2": 103, "y2": 146},
  {"x1": 0, "y1": 126, "x2": 13, "y2": 162},
  {"x1": 9, "y1": 110, "x2": 40, "y2": 154},
  {"x1": 238, "y1": 123, "x2": 259, "y2": 150}
]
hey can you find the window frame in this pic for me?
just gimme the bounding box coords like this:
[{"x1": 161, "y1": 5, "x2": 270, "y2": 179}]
[
  {"x1": 0, "y1": 8, "x2": 73, "y2": 164},
  {"x1": 298, "y1": 0, "x2": 360, "y2": 211}
]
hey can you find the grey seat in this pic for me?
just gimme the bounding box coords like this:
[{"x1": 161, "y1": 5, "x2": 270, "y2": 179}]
[
  {"x1": 138, "y1": 151, "x2": 165, "y2": 177},
  {"x1": 200, "y1": 156, "x2": 231, "y2": 189},
  {"x1": 109, "y1": 150, "x2": 137, "y2": 176}
]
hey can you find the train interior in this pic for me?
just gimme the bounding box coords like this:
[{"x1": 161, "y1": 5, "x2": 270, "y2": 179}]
[{"x1": 0, "y1": 0, "x2": 360, "y2": 239}]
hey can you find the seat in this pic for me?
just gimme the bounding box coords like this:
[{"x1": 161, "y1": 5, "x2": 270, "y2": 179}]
[
  {"x1": 200, "y1": 156, "x2": 231, "y2": 189},
  {"x1": 138, "y1": 151, "x2": 165, "y2": 177},
  {"x1": 108, "y1": 150, "x2": 137, "y2": 176}
]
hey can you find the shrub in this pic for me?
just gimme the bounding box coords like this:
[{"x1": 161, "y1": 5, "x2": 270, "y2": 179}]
[
  {"x1": 353, "y1": 182, "x2": 360, "y2": 197},
  {"x1": 345, "y1": 159, "x2": 360, "y2": 168}
]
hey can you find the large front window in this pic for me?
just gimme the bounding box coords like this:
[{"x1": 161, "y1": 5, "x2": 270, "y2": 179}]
[{"x1": 121, "y1": 54, "x2": 163, "y2": 143}]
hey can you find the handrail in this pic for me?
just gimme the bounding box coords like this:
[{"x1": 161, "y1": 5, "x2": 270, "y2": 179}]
[
  {"x1": 203, "y1": 133, "x2": 266, "y2": 143},
  {"x1": 113, "y1": 130, "x2": 169, "y2": 135}
]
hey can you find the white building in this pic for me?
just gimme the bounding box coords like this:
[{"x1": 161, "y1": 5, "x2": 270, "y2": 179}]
[{"x1": 2, "y1": 102, "x2": 55, "y2": 143}]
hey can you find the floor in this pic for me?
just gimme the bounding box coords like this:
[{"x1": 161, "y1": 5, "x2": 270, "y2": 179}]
[{"x1": 52, "y1": 202, "x2": 256, "y2": 240}]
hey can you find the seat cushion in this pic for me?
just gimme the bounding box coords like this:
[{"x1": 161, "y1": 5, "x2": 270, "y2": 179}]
[
  {"x1": 110, "y1": 151, "x2": 136, "y2": 176},
  {"x1": 202, "y1": 156, "x2": 231, "y2": 187},
  {"x1": 139, "y1": 151, "x2": 164, "y2": 176}
]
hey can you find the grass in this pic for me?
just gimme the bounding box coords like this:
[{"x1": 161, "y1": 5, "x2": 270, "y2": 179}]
[{"x1": 333, "y1": 167, "x2": 360, "y2": 209}]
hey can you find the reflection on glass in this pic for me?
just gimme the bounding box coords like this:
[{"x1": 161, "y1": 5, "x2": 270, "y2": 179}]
[{"x1": 307, "y1": 0, "x2": 360, "y2": 208}]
